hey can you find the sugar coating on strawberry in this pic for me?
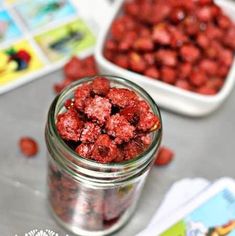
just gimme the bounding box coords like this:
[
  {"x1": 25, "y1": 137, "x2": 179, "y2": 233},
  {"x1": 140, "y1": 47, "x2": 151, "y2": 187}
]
[
  {"x1": 91, "y1": 134, "x2": 118, "y2": 163},
  {"x1": 56, "y1": 109, "x2": 84, "y2": 141},
  {"x1": 106, "y1": 114, "x2": 135, "y2": 144},
  {"x1": 91, "y1": 76, "x2": 110, "y2": 96},
  {"x1": 75, "y1": 143, "x2": 94, "y2": 158},
  {"x1": 107, "y1": 88, "x2": 138, "y2": 108},
  {"x1": 84, "y1": 96, "x2": 112, "y2": 125},
  {"x1": 74, "y1": 83, "x2": 92, "y2": 111},
  {"x1": 80, "y1": 122, "x2": 101, "y2": 143},
  {"x1": 138, "y1": 111, "x2": 160, "y2": 132}
]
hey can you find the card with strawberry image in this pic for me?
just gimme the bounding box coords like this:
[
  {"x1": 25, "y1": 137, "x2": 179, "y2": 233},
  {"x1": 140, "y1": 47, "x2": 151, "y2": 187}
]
[
  {"x1": 0, "y1": 40, "x2": 43, "y2": 86},
  {"x1": 34, "y1": 18, "x2": 96, "y2": 62},
  {"x1": 0, "y1": 9, "x2": 22, "y2": 43}
]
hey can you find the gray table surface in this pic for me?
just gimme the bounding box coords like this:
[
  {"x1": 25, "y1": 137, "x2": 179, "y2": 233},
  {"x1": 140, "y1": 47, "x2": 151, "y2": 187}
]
[{"x1": 0, "y1": 69, "x2": 235, "y2": 236}]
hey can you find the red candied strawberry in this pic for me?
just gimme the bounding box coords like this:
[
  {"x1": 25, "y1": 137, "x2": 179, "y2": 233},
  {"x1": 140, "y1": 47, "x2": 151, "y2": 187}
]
[
  {"x1": 183, "y1": 16, "x2": 200, "y2": 36},
  {"x1": 84, "y1": 96, "x2": 111, "y2": 125},
  {"x1": 196, "y1": 6, "x2": 214, "y2": 22},
  {"x1": 168, "y1": 26, "x2": 188, "y2": 47},
  {"x1": 189, "y1": 71, "x2": 207, "y2": 87},
  {"x1": 150, "y1": 3, "x2": 171, "y2": 24},
  {"x1": 206, "y1": 77, "x2": 224, "y2": 91},
  {"x1": 82, "y1": 55, "x2": 98, "y2": 76},
  {"x1": 196, "y1": 34, "x2": 210, "y2": 49},
  {"x1": 139, "y1": 134, "x2": 152, "y2": 148},
  {"x1": 104, "y1": 48, "x2": 115, "y2": 60},
  {"x1": 80, "y1": 122, "x2": 101, "y2": 143},
  {"x1": 133, "y1": 37, "x2": 154, "y2": 51},
  {"x1": 120, "y1": 100, "x2": 149, "y2": 124},
  {"x1": 112, "y1": 148, "x2": 125, "y2": 163},
  {"x1": 118, "y1": 31, "x2": 138, "y2": 51},
  {"x1": 137, "y1": 100, "x2": 151, "y2": 113},
  {"x1": 224, "y1": 26, "x2": 235, "y2": 50},
  {"x1": 63, "y1": 56, "x2": 83, "y2": 79},
  {"x1": 175, "y1": 80, "x2": 191, "y2": 91},
  {"x1": 139, "y1": 27, "x2": 151, "y2": 38},
  {"x1": 105, "y1": 39, "x2": 118, "y2": 51},
  {"x1": 17, "y1": 50, "x2": 31, "y2": 63},
  {"x1": 111, "y1": 16, "x2": 136, "y2": 41},
  {"x1": 170, "y1": 8, "x2": 185, "y2": 24},
  {"x1": 63, "y1": 56, "x2": 97, "y2": 80},
  {"x1": 196, "y1": 86, "x2": 217, "y2": 95},
  {"x1": 161, "y1": 66, "x2": 177, "y2": 84},
  {"x1": 106, "y1": 114, "x2": 135, "y2": 144},
  {"x1": 113, "y1": 54, "x2": 129, "y2": 69},
  {"x1": 179, "y1": 63, "x2": 192, "y2": 79},
  {"x1": 138, "y1": 110, "x2": 161, "y2": 132},
  {"x1": 107, "y1": 88, "x2": 138, "y2": 108},
  {"x1": 129, "y1": 52, "x2": 147, "y2": 73},
  {"x1": 217, "y1": 14, "x2": 232, "y2": 30},
  {"x1": 152, "y1": 24, "x2": 171, "y2": 45},
  {"x1": 120, "y1": 104, "x2": 140, "y2": 125},
  {"x1": 219, "y1": 49, "x2": 233, "y2": 67},
  {"x1": 56, "y1": 109, "x2": 84, "y2": 141},
  {"x1": 91, "y1": 134, "x2": 118, "y2": 163},
  {"x1": 155, "y1": 147, "x2": 174, "y2": 166},
  {"x1": 74, "y1": 83, "x2": 92, "y2": 111},
  {"x1": 205, "y1": 25, "x2": 223, "y2": 41},
  {"x1": 19, "y1": 137, "x2": 38, "y2": 157},
  {"x1": 123, "y1": 138, "x2": 145, "y2": 160},
  {"x1": 144, "y1": 53, "x2": 155, "y2": 66},
  {"x1": 180, "y1": 45, "x2": 200, "y2": 63},
  {"x1": 124, "y1": 1, "x2": 139, "y2": 17},
  {"x1": 199, "y1": 59, "x2": 218, "y2": 76},
  {"x1": 91, "y1": 76, "x2": 110, "y2": 96},
  {"x1": 144, "y1": 67, "x2": 160, "y2": 80},
  {"x1": 205, "y1": 40, "x2": 222, "y2": 59},
  {"x1": 217, "y1": 66, "x2": 229, "y2": 78},
  {"x1": 75, "y1": 143, "x2": 94, "y2": 158},
  {"x1": 155, "y1": 49, "x2": 177, "y2": 66}
]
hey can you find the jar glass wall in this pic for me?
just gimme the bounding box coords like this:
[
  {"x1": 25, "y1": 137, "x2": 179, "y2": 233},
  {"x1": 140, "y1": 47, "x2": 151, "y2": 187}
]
[{"x1": 45, "y1": 76, "x2": 162, "y2": 236}]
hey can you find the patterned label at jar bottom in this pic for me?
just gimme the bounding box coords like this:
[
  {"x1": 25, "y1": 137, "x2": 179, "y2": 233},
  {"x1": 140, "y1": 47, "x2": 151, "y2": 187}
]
[{"x1": 15, "y1": 229, "x2": 69, "y2": 236}]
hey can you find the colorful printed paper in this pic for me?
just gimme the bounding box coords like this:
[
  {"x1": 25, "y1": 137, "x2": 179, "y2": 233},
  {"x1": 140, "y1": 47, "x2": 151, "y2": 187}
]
[
  {"x1": 15, "y1": 0, "x2": 76, "y2": 30},
  {"x1": 0, "y1": 0, "x2": 111, "y2": 94},
  {"x1": 35, "y1": 18, "x2": 96, "y2": 62},
  {"x1": 0, "y1": 10, "x2": 22, "y2": 43},
  {"x1": 0, "y1": 40, "x2": 43, "y2": 85},
  {"x1": 161, "y1": 189, "x2": 235, "y2": 236}
]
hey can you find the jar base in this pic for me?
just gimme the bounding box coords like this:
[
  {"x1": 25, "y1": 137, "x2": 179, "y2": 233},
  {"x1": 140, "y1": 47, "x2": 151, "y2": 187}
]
[{"x1": 49, "y1": 203, "x2": 136, "y2": 236}]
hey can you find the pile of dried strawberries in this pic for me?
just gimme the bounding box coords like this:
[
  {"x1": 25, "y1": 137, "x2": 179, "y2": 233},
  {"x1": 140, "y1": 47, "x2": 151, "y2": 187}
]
[
  {"x1": 56, "y1": 76, "x2": 161, "y2": 163},
  {"x1": 54, "y1": 56, "x2": 98, "y2": 94},
  {"x1": 104, "y1": 0, "x2": 235, "y2": 95}
]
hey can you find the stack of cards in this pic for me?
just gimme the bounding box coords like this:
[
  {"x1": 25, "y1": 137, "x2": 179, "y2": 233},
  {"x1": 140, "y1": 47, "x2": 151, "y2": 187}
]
[
  {"x1": 0, "y1": 0, "x2": 111, "y2": 94},
  {"x1": 138, "y1": 178, "x2": 235, "y2": 236}
]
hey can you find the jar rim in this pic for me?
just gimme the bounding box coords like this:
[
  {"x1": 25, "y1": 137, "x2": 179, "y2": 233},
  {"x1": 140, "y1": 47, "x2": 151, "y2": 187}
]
[{"x1": 47, "y1": 75, "x2": 162, "y2": 171}]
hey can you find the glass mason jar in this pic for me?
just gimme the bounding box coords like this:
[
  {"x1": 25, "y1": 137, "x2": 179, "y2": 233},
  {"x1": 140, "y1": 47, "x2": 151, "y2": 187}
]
[{"x1": 45, "y1": 76, "x2": 162, "y2": 236}]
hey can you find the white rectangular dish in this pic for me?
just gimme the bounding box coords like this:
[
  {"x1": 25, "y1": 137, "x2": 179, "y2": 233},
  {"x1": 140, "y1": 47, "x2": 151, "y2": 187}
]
[{"x1": 95, "y1": 0, "x2": 235, "y2": 117}]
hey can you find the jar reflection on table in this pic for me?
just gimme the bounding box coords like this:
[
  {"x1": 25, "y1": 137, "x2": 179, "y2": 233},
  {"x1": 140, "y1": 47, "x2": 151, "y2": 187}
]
[{"x1": 45, "y1": 76, "x2": 162, "y2": 236}]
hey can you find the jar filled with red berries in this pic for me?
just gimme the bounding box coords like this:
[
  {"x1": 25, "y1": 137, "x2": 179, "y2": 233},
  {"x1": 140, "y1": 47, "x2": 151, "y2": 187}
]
[{"x1": 45, "y1": 76, "x2": 162, "y2": 236}]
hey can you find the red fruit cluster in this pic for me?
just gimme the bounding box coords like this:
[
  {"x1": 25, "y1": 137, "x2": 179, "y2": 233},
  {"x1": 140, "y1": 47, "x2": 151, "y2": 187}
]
[
  {"x1": 56, "y1": 76, "x2": 161, "y2": 164},
  {"x1": 54, "y1": 56, "x2": 98, "y2": 94},
  {"x1": 104, "y1": 0, "x2": 235, "y2": 95}
]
